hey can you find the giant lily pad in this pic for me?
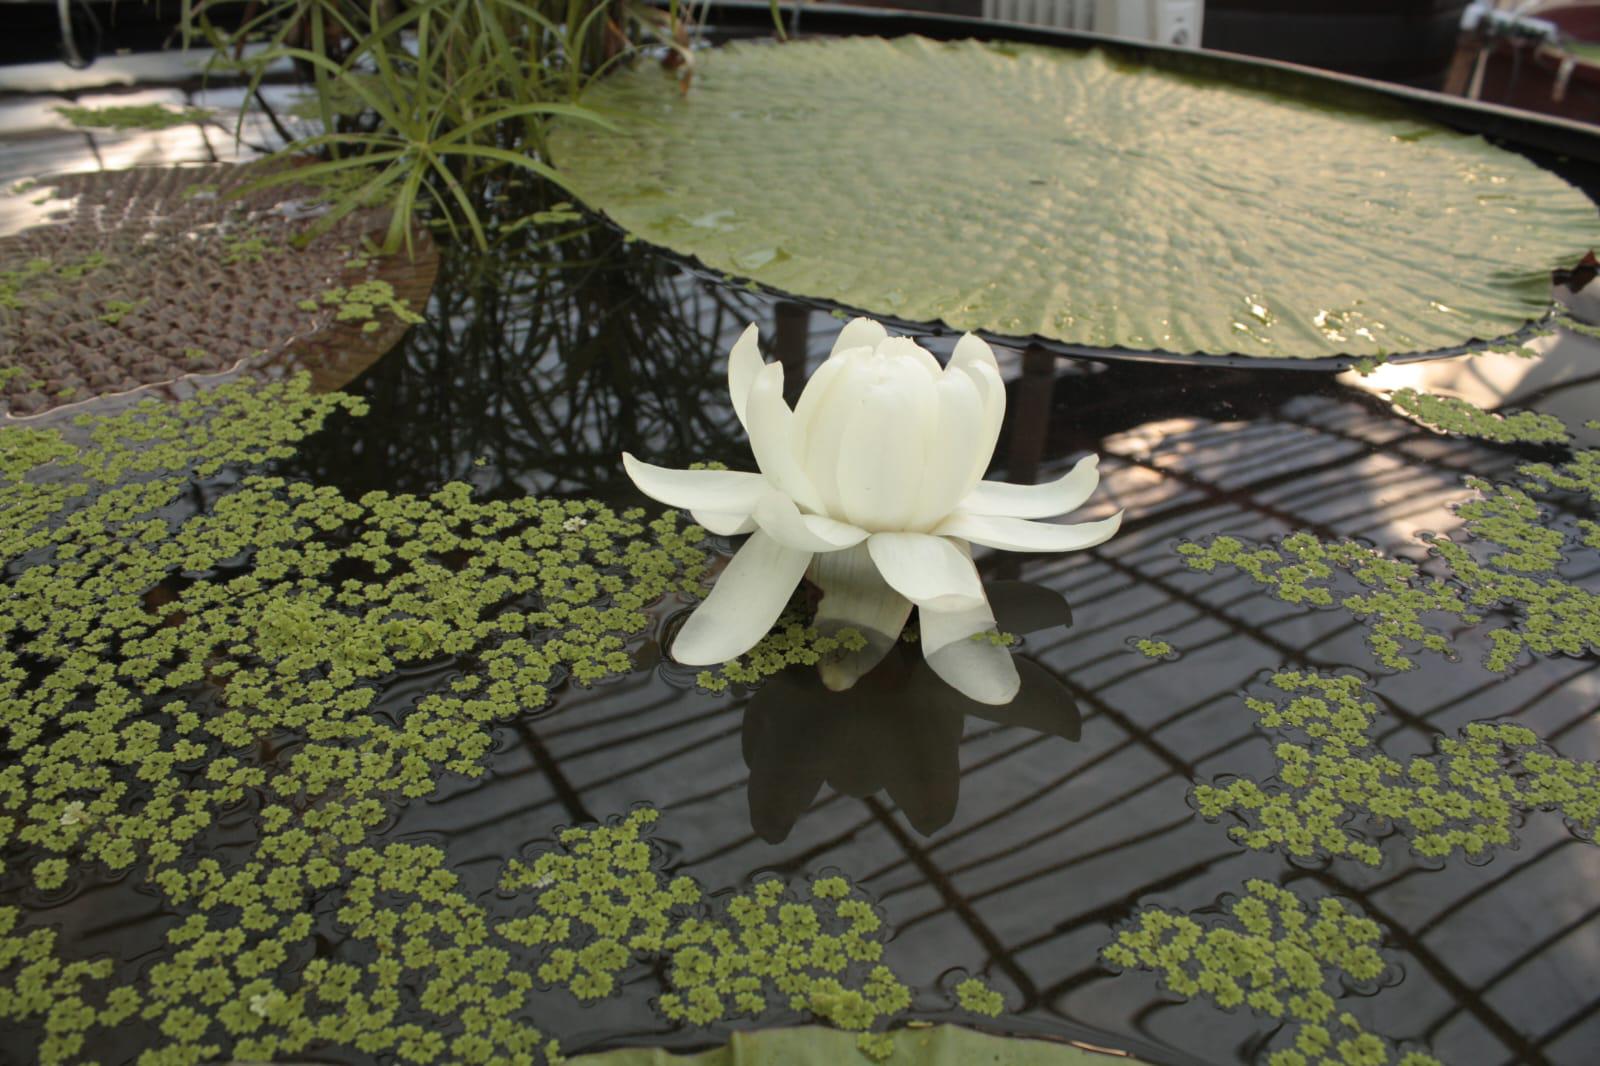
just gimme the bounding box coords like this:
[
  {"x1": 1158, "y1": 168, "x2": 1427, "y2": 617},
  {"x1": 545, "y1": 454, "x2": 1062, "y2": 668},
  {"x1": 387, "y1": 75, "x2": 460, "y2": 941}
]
[
  {"x1": 569, "y1": 1025, "x2": 1148, "y2": 1064},
  {"x1": 550, "y1": 36, "x2": 1600, "y2": 361}
]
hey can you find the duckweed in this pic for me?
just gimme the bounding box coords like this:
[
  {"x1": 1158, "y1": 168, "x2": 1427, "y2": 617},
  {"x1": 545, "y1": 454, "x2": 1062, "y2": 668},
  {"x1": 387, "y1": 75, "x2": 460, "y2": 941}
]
[
  {"x1": 0, "y1": 376, "x2": 1019, "y2": 1064},
  {"x1": 1177, "y1": 441, "x2": 1600, "y2": 671},
  {"x1": 1389, "y1": 388, "x2": 1568, "y2": 445},
  {"x1": 314, "y1": 279, "x2": 427, "y2": 329},
  {"x1": 1103, "y1": 880, "x2": 1439, "y2": 1066},
  {"x1": 695, "y1": 611, "x2": 867, "y2": 691},
  {"x1": 54, "y1": 104, "x2": 212, "y2": 131},
  {"x1": 1193, "y1": 672, "x2": 1600, "y2": 866},
  {"x1": 0, "y1": 375, "x2": 725, "y2": 1063},
  {"x1": 500, "y1": 809, "x2": 932, "y2": 1061},
  {"x1": 952, "y1": 977, "x2": 1005, "y2": 1017}
]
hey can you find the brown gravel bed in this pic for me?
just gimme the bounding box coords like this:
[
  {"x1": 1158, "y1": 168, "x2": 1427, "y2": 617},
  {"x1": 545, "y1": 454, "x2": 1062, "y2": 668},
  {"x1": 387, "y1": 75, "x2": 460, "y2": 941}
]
[{"x1": 0, "y1": 162, "x2": 436, "y2": 417}]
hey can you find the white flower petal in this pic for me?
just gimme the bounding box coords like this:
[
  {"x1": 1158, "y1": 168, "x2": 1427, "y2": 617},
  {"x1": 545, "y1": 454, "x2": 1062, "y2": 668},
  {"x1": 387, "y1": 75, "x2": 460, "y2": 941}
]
[
  {"x1": 935, "y1": 510, "x2": 1123, "y2": 553},
  {"x1": 671, "y1": 531, "x2": 812, "y2": 666},
  {"x1": 753, "y1": 492, "x2": 868, "y2": 553},
  {"x1": 866, "y1": 532, "x2": 986, "y2": 611},
  {"x1": 623, "y1": 453, "x2": 767, "y2": 513},
  {"x1": 745, "y1": 363, "x2": 827, "y2": 515},
  {"x1": 875, "y1": 335, "x2": 942, "y2": 379},
  {"x1": 835, "y1": 368, "x2": 936, "y2": 531},
  {"x1": 690, "y1": 509, "x2": 757, "y2": 536},
  {"x1": 829, "y1": 317, "x2": 888, "y2": 358},
  {"x1": 810, "y1": 542, "x2": 912, "y2": 691},
  {"x1": 793, "y1": 347, "x2": 866, "y2": 515},
  {"x1": 727, "y1": 323, "x2": 764, "y2": 429},
  {"x1": 948, "y1": 332, "x2": 1000, "y2": 375},
  {"x1": 920, "y1": 598, "x2": 1021, "y2": 706},
  {"x1": 960, "y1": 454, "x2": 1101, "y2": 520},
  {"x1": 907, "y1": 368, "x2": 986, "y2": 531},
  {"x1": 949, "y1": 351, "x2": 1005, "y2": 491}
]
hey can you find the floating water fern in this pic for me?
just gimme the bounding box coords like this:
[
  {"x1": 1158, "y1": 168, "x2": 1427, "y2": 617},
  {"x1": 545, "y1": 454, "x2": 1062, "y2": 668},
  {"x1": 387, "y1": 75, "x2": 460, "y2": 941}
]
[
  {"x1": 694, "y1": 607, "x2": 869, "y2": 692},
  {"x1": 1389, "y1": 389, "x2": 1569, "y2": 445},
  {"x1": 1193, "y1": 671, "x2": 1600, "y2": 867},
  {"x1": 1177, "y1": 440, "x2": 1600, "y2": 671},
  {"x1": 54, "y1": 104, "x2": 213, "y2": 131},
  {"x1": 500, "y1": 809, "x2": 959, "y2": 1060},
  {"x1": 1103, "y1": 880, "x2": 1439, "y2": 1066},
  {"x1": 0, "y1": 376, "x2": 1036, "y2": 1064}
]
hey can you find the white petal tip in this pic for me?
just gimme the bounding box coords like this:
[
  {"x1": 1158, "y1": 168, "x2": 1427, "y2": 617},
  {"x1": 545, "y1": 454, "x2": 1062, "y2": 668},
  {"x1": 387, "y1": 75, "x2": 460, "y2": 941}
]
[{"x1": 922, "y1": 592, "x2": 989, "y2": 614}]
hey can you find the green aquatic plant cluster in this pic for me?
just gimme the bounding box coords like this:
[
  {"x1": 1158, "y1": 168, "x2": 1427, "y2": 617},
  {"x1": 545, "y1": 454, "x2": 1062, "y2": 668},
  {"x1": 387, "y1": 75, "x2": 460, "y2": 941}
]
[
  {"x1": 53, "y1": 104, "x2": 213, "y2": 131},
  {"x1": 1177, "y1": 435, "x2": 1600, "y2": 671},
  {"x1": 1103, "y1": 880, "x2": 1438, "y2": 1066},
  {"x1": 1176, "y1": 533, "x2": 1465, "y2": 671},
  {"x1": 1193, "y1": 671, "x2": 1600, "y2": 866},
  {"x1": 952, "y1": 978, "x2": 1005, "y2": 1018},
  {"x1": 694, "y1": 608, "x2": 867, "y2": 692},
  {"x1": 219, "y1": 227, "x2": 284, "y2": 267},
  {"x1": 1389, "y1": 388, "x2": 1569, "y2": 445},
  {"x1": 0, "y1": 376, "x2": 727, "y2": 1063},
  {"x1": 298, "y1": 278, "x2": 429, "y2": 335},
  {"x1": 1, "y1": 252, "x2": 110, "y2": 311},
  {"x1": 97, "y1": 298, "x2": 146, "y2": 325},
  {"x1": 499, "y1": 809, "x2": 1002, "y2": 1061}
]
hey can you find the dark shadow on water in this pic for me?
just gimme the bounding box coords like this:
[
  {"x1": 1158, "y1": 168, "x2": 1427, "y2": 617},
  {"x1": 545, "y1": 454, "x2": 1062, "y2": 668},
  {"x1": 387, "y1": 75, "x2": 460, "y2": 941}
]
[{"x1": 745, "y1": 582, "x2": 1081, "y2": 842}]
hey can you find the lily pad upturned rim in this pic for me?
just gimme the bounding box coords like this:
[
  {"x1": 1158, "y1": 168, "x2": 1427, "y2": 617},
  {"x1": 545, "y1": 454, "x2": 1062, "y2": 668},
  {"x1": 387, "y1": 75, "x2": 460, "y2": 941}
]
[
  {"x1": 564, "y1": 1023, "x2": 1157, "y2": 1065},
  {"x1": 553, "y1": 32, "x2": 1600, "y2": 370},
  {"x1": 649, "y1": 238, "x2": 1561, "y2": 372}
]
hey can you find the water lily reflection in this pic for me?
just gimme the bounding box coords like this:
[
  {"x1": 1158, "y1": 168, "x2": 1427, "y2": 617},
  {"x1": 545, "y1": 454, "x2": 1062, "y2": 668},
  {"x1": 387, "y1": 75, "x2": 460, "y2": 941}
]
[{"x1": 741, "y1": 581, "x2": 1082, "y2": 843}]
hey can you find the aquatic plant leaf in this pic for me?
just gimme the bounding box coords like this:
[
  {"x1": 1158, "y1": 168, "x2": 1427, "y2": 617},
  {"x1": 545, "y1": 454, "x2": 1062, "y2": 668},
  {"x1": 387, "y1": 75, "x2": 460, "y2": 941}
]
[
  {"x1": 568, "y1": 1024, "x2": 1145, "y2": 1064},
  {"x1": 551, "y1": 36, "x2": 1600, "y2": 360}
]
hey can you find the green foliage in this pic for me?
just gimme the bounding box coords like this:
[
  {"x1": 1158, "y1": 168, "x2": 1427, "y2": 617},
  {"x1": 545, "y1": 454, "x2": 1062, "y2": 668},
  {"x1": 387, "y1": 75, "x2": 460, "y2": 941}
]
[
  {"x1": 97, "y1": 298, "x2": 146, "y2": 325},
  {"x1": 1390, "y1": 388, "x2": 1569, "y2": 445},
  {"x1": 1, "y1": 252, "x2": 110, "y2": 311},
  {"x1": 54, "y1": 104, "x2": 213, "y2": 131},
  {"x1": 1176, "y1": 441, "x2": 1600, "y2": 671},
  {"x1": 1194, "y1": 672, "x2": 1600, "y2": 866},
  {"x1": 184, "y1": 0, "x2": 694, "y2": 250},
  {"x1": 1103, "y1": 881, "x2": 1438, "y2": 1066}
]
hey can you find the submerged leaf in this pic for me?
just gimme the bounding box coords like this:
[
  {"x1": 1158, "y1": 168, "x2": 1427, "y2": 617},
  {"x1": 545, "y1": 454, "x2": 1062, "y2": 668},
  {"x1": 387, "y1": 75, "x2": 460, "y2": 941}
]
[{"x1": 568, "y1": 1023, "x2": 1147, "y2": 1064}]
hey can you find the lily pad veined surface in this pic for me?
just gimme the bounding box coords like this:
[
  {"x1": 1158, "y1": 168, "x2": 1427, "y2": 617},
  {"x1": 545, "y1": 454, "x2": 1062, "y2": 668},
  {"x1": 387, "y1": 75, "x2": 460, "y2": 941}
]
[{"x1": 550, "y1": 36, "x2": 1600, "y2": 360}]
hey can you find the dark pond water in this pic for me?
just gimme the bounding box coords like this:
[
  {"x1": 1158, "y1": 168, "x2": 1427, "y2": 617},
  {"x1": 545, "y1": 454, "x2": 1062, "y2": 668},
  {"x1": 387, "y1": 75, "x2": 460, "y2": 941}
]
[
  {"x1": 287, "y1": 225, "x2": 1600, "y2": 1066},
  {"x1": 6, "y1": 46, "x2": 1600, "y2": 1066}
]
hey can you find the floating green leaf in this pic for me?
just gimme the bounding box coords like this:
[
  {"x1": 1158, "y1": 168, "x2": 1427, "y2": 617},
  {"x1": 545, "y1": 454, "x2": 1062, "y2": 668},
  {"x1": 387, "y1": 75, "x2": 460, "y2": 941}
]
[
  {"x1": 552, "y1": 36, "x2": 1600, "y2": 359},
  {"x1": 568, "y1": 1024, "x2": 1144, "y2": 1065}
]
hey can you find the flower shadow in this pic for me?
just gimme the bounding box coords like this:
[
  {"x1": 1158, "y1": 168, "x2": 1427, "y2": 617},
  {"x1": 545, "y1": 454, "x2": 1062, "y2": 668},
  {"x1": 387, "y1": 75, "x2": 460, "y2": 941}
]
[{"x1": 741, "y1": 581, "x2": 1081, "y2": 843}]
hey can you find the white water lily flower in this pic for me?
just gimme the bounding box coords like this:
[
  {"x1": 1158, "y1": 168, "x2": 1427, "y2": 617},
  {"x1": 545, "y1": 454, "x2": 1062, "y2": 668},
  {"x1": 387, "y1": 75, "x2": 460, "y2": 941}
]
[{"x1": 622, "y1": 317, "x2": 1121, "y2": 705}]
